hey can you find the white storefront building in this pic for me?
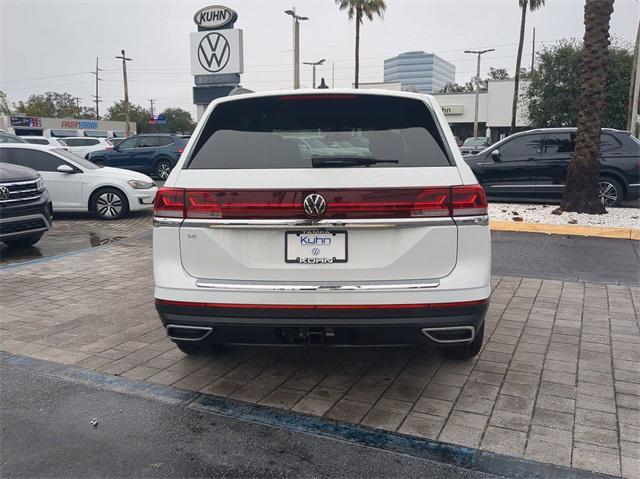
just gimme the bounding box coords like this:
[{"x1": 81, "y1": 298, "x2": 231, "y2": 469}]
[{"x1": 431, "y1": 79, "x2": 529, "y2": 141}]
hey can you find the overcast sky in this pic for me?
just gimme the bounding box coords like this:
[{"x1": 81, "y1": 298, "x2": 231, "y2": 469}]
[{"x1": 1, "y1": 0, "x2": 638, "y2": 117}]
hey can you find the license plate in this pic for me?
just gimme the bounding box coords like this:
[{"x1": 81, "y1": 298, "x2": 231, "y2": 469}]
[{"x1": 285, "y1": 230, "x2": 348, "y2": 264}]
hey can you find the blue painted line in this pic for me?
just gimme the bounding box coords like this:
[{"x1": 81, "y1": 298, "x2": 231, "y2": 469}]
[
  {"x1": 2, "y1": 352, "x2": 617, "y2": 479},
  {"x1": 0, "y1": 230, "x2": 151, "y2": 271}
]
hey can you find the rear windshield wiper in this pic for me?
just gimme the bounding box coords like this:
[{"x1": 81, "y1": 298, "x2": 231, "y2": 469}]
[{"x1": 311, "y1": 156, "x2": 399, "y2": 168}]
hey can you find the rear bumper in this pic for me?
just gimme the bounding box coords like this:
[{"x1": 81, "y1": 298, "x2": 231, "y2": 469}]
[{"x1": 155, "y1": 299, "x2": 488, "y2": 346}]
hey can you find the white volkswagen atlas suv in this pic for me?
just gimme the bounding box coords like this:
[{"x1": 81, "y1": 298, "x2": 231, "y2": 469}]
[{"x1": 153, "y1": 90, "x2": 491, "y2": 359}]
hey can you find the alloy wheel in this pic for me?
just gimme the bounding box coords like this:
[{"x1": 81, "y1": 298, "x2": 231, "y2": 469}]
[
  {"x1": 157, "y1": 162, "x2": 172, "y2": 180},
  {"x1": 96, "y1": 192, "x2": 123, "y2": 218},
  {"x1": 598, "y1": 181, "x2": 618, "y2": 207}
]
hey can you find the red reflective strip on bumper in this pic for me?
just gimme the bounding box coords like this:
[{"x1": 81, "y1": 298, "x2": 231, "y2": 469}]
[{"x1": 155, "y1": 298, "x2": 488, "y2": 310}]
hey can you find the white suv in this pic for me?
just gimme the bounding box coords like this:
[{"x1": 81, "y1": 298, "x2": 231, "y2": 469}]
[{"x1": 153, "y1": 90, "x2": 491, "y2": 359}]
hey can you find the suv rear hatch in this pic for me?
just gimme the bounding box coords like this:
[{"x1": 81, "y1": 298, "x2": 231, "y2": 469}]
[{"x1": 156, "y1": 93, "x2": 485, "y2": 282}]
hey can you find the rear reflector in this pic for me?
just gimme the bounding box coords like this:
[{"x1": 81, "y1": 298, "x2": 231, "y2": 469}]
[
  {"x1": 154, "y1": 185, "x2": 488, "y2": 220},
  {"x1": 155, "y1": 298, "x2": 488, "y2": 310}
]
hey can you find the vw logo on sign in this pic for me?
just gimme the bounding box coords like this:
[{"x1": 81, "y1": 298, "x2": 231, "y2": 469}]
[
  {"x1": 303, "y1": 193, "x2": 327, "y2": 217},
  {"x1": 197, "y1": 32, "x2": 231, "y2": 73},
  {"x1": 0, "y1": 185, "x2": 10, "y2": 200}
]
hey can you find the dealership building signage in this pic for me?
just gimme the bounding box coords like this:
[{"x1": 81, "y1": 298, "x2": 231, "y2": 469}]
[
  {"x1": 441, "y1": 105, "x2": 464, "y2": 115},
  {"x1": 190, "y1": 5, "x2": 243, "y2": 118}
]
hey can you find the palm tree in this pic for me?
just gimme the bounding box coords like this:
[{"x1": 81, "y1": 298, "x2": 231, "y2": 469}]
[
  {"x1": 511, "y1": 0, "x2": 545, "y2": 132},
  {"x1": 335, "y1": 0, "x2": 387, "y2": 88},
  {"x1": 560, "y1": 0, "x2": 614, "y2": 213}
]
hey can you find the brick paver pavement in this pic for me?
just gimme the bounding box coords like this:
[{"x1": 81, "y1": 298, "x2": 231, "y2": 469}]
[{"x1": 1, "y1": 238, "x2": 638, "y2": 477}]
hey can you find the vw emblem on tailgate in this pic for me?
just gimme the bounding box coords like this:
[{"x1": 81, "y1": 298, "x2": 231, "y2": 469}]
[
  {"x1": 303, "y1": 193, "x2": 326, "y2": 216},
  {"x1": 0, "y1": 185, "x2": 10, "y2": 200}
]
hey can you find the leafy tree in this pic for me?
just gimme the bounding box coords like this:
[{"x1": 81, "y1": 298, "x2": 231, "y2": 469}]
[
  {"x1": 13, "y1": 91, "x2": 95, "y2": 118},
  {"x1": 526, "y1": 40, "x2": 632, "y2": 130},
  {"x1": 161, "y1": 108, "x2": 196, "y2": 134},
  {"x1": 0, "y1": 90, "x2": 11, "y2": 115},
  {"x1": 512, "y1": 0, "x2": 546, "y2": 132},
  {"x1": 438, "y1": 67, "x2": 512, "y2": 93},
  {"x1": 104, "y1": 100, "x2": 151, "y2": 134},
  {"x1": 560, "y1": 0, "x2": 615, "y2": 214},
  {"x1": 335, "y1": 0, "x2": 387, "y2": 88}
]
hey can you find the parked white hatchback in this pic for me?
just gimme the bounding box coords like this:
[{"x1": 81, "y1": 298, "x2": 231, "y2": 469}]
[
  {"x1": 60, "y1": 137, "x2": 114, "y2": 159},
  {"x1": 153, "y1": 90, "x2": 491, "y2": 358},
  {"x1": 0, "y1": 144, "x2": 156, "y2": 219}
]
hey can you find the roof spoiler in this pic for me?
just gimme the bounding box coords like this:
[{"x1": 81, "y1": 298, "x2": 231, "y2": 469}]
[{"x1": 229, "y1": 86, "x2": 254, "y2": 96}]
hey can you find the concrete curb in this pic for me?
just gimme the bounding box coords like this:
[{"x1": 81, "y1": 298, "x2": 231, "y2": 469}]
[
  {"x1": 1, "y1": 352, "x2": 618, "y2": 479},
  {"x1": 490, "y1": 219, "x2": 640, "y2": 240}
]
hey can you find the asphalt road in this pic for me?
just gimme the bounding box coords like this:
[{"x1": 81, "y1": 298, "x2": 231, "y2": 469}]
[
  {"x1": 492, "y1": 231, "x2": 639, "y2": 286},
  {"x1": 0, "y1": 361, "x2": 499, "y2": 479}
]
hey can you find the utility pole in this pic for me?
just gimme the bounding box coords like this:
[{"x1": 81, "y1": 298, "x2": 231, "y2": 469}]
[
  {"x1": 627, "y1": 20, "x2": 640, "y2": 137},
  {"x1": 148, "y1": 99, "x2": 156, "y2": 117},
  {"x1": 91, "y1": 57, "x2": 102, "y2": 120},
  {"x1": 303, "y1": 59, "x2": 325, "y2": 88},
  {"x1": 332, "y1": 61, "x2": 335, "y2": 88},
  {"x1": 464, "y1": 49, "x2": 495, "y2": 138},
  {"x1": 74, "y1": 97, "x2": 81, "y2": 110},
  {"x1": 531, "y1": 28, "x2": 536, "y2": 72},
  {"x1": 285, "y1": 8, "x2": 308, "y2": 89},
  {"x1": 115, "y1": 49, "x2": 133, "y2": 136}
]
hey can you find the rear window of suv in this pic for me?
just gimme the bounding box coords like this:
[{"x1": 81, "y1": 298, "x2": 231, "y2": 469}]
[{"x1": 187, "y1": 94, "x2": 452, "y2": 169}]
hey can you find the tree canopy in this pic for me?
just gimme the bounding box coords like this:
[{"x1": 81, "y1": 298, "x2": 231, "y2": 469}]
[
  {"x1": 438, "y1": 67, "x2": 511, "y2": 93},
  {"x1": 13, "y1": 91, "x2": 95, "y2": 119},
  {"x1": 525, "y1": 40, "x2": 632, "y2": 130},
  {"x1": 104, "y1": 100, "x2": 152, "y2": 134},
  {"x1": 160, "y1": 107, "x2": 196, "y2": 134}
]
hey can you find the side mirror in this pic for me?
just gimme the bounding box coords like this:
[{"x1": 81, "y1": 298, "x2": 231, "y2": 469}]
[
  {"x1": 57, "y1": 164, "x2": 76, "y2": 173},
  {"x1": 490, "y1": 149, "x2": 501, "y2": 162}
]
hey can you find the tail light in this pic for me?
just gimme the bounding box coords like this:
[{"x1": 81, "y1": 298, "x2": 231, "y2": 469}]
[
  {"x1": 451, "y1": 185, "x2": 488, "y2": 216},
  {"x1": 154, "y1": 186, "x2": 487, "y2": 220},
  {"x1": 154, "y1": 187, "x2": 184, "y2": 218},
  {"x1": 177, "y1": 147, "x2": 185, "y2": 155}
]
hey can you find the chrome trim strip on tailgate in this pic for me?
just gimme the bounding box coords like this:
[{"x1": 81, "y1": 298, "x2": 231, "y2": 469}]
[
  {"x1": 194, "y1": 279, "x2": 441, "y2": 292},
  {"x1": 179, "y1": 217, "x2": 455, "y2": 229},
  {"x1": 453, "y1": 215, "x2": 489, "y2": 226}
]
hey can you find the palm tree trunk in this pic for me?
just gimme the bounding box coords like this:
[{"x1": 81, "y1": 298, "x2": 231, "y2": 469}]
[
  {"x1": 559, "y1": 0, "x2": 614, "y2": 214},
  {"x1": 355, "y1": 8, "x2": 361, "y2": 88},
  {"x1": 511, "y1": 2, "x2": 528, "y2": 133}
]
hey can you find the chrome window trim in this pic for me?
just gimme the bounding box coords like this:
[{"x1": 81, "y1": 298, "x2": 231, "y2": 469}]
[{"x1": 194, "y1": 279, "x2": 441, "y2": 292}]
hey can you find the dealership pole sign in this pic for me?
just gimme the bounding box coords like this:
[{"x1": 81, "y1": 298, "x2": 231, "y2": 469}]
[{"x1": 190, "y1": 4, "x2": 243, "y2": 98}]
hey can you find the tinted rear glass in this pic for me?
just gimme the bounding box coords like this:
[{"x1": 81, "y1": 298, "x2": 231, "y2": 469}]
[{"x1": 187, "y1": 95, "x2": 452, "y2": 169}]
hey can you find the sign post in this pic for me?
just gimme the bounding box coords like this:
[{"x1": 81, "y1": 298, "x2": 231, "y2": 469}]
[{"x1": 190, "y1": 5, "x2": 243, "y2": 119}]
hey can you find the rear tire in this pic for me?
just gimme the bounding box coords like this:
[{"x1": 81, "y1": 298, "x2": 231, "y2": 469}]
[
  {"x1": 3, "y1": 232, "x2": 44, "y2": 248},
  {"x1": 442, "y1": 323, "x2": 484, "y2": 360}
]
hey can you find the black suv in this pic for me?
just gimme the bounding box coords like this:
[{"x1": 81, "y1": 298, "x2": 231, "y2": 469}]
[
  {"x1": 464, "y1": 128, "x2": 640, "y2": 207},
  {"x1": 0, "y1": 162, "x2": 53, "y2": 248},
  {"x1": 88, "y1": 134, "x2": 188, "y2": 180}
]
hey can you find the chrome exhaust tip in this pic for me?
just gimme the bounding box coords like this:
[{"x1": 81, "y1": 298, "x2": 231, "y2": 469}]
[
  {"x1": 421, "y1": 326, "x2": 475, "y2": 344},
  {"x1": 165, "y1": 324, "x2": 213, "y2": 342}
]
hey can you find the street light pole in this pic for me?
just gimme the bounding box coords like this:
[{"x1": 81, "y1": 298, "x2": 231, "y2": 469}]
[
  {"x1": 303, "y1": 59, "x2": 326, "y2": 88},
  {"x1": 115, "y1": 49, "x2": 133, "y2": 136},
  {"x1": 464, "y1": 49, "x2": 495, "y2": 138},
  {"x1": 285, "y1": 8, "x2": 308, "y2": 89}
]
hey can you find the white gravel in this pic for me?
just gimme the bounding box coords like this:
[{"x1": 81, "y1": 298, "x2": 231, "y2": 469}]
[{"x1": 489, "y1": 202, "x2": 640, "y2": 229}]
